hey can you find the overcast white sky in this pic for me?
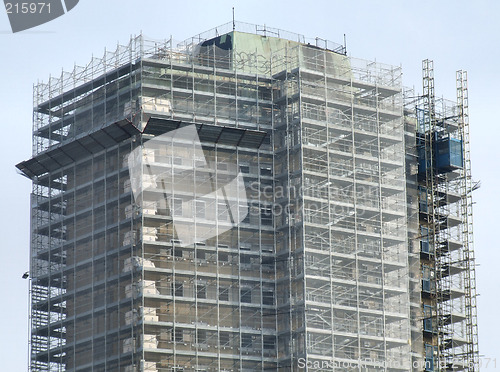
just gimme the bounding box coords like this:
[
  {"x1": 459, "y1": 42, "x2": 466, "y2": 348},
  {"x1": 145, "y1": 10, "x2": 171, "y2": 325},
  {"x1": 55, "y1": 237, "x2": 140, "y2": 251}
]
[{"x1": 1, "y1": 1, "x2": 499, "y2": 370}]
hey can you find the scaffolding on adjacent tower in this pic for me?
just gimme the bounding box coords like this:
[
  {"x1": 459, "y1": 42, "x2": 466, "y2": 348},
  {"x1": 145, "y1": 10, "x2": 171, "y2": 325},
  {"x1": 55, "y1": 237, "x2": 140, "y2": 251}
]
[
  {"x1": 456, "y1": 70, "x2": 480, "y2": 370},
  {"x1": 412, "y1": 60, "x2": 479, "y2": 371}
]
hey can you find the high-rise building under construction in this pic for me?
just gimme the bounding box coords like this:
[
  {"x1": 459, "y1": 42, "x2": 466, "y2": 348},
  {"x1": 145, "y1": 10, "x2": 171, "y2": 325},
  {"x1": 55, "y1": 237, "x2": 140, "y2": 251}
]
[{"x1": 17, "y1": 22, "x2": 479, "y2": 372}]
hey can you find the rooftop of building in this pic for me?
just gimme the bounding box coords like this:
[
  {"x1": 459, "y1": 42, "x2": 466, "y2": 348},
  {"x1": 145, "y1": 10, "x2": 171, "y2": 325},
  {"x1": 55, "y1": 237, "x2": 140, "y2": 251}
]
[
  {"x1": 33, "y1": 21, "x2": 347, "y2": 102},
  {"x1": 180, "y1": 21, "x2": 346, "y2": 54}
]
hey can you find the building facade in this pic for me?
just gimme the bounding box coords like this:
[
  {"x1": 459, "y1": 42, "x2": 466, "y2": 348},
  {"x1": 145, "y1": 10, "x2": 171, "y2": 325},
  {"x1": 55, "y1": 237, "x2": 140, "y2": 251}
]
[{"x1": 17, "y1": 23, "x2": 478, "y2": 372}]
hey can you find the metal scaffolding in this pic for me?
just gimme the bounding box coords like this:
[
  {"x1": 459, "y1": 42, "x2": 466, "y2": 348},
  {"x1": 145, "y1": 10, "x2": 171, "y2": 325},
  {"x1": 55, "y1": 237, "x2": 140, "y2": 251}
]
[
  {"x1": 271, "y1": 40, "x2": 412, "y2": 371},
  {"x1": 404, "y1": 60, "x2": 479, "y2": 371},
  {"x1": 18, "y1": 23, "x2": 478, "y2": 372}
]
